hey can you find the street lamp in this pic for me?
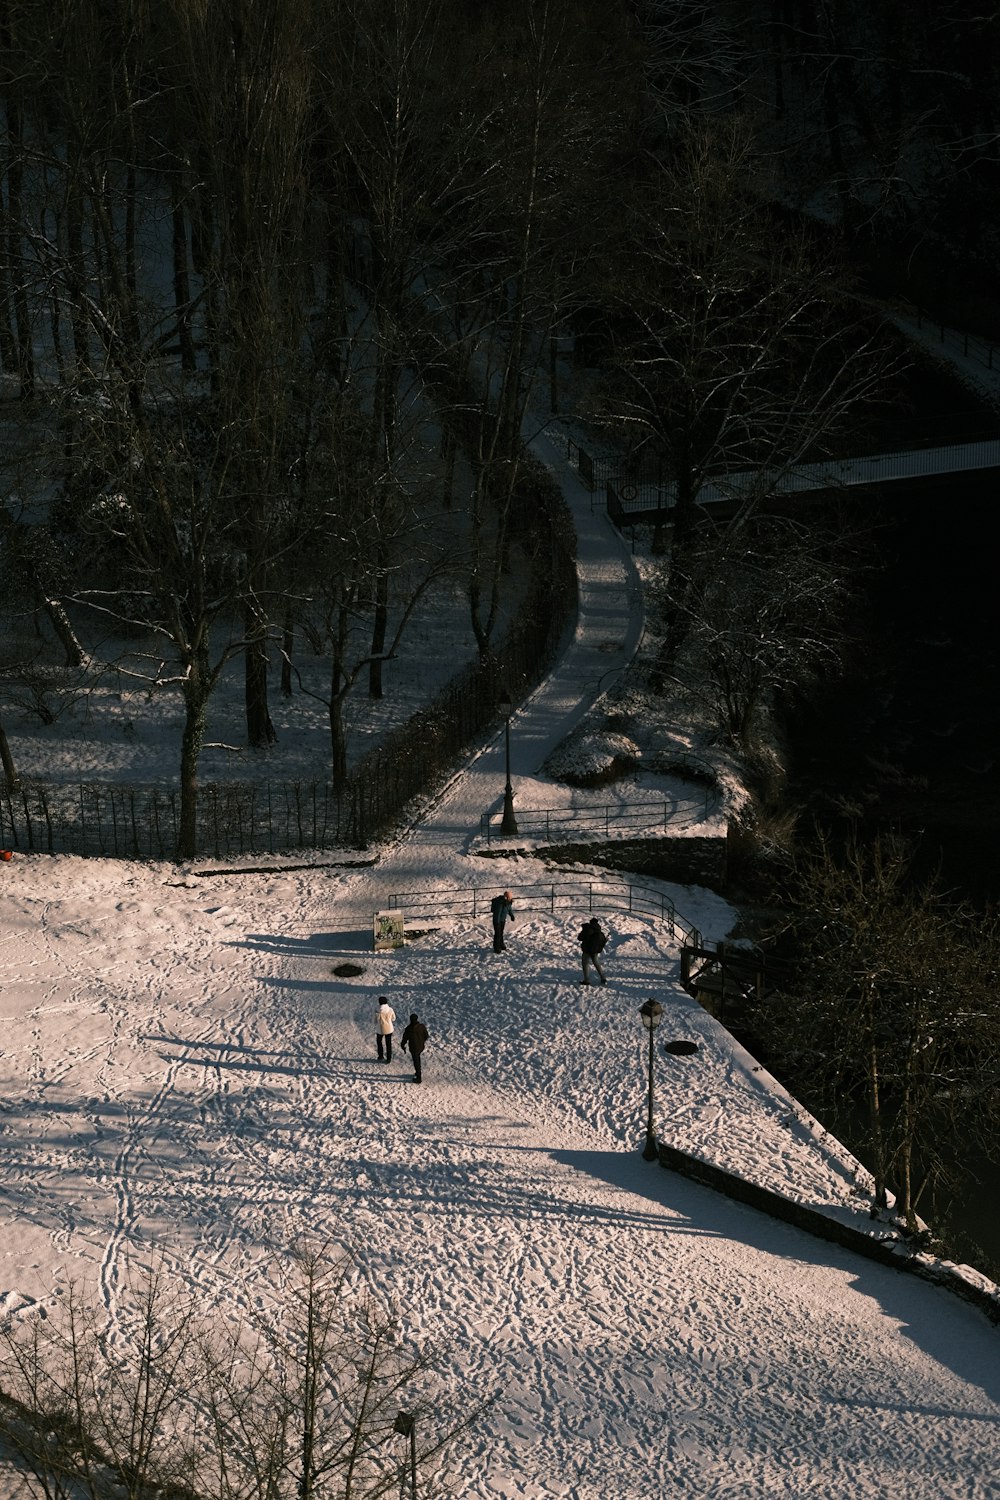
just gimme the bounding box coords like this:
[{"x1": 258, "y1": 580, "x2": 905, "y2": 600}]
[
  {"x1": 393, "y1": 1410, "x2": 417, "y2": 1499},
  {"x1": 498, "y1": 688, "x2": 518, "y2": 836},
  {"x1": 639, "y1": 999, "x2": 663, "y2": 1161}
]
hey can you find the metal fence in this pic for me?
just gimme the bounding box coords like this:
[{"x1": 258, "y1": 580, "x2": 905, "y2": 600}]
[
  {"x1": 385, "y1": 877, "x2": 702, "y2": 948},
  {"x1": 566, "y1": 438, "x2": 628, "y2": 494},
  {"x1": 567, "y1": 438, "x2": 669, "y2": 493},
  {"x1": 0, "y1": 491, "x2": 577, "y2": 861},
  {"x1": 912, "y1": 304, "x2": 999, "y2": 373},
  {"x1": 479, "y1": 791, "x2": 715, "y2": 845},
  {"x1": 0, "y1": 776, "x2": 368, "y2": 860}
]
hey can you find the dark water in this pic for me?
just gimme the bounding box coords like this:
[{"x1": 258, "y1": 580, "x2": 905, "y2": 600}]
[{"x1": 780, "y1": 462, "x2": 1000, "y2": 1271}]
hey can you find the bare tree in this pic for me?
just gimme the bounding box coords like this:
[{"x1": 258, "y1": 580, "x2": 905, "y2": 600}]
[
  {"x1": 0, "y1": 1246, "x2": 486, "y2": 1500},
  {"x1": 158, "y1": 0, "x2": 316, "y2": 747},
  {"x1": 0, "y1": 709, "x2": 19, "y2": 789},
  {"x1": 60, "y1": 385, "x2": 263, "y2": 860},
  {"x1": 756, "y1": 829, "x2": 1000, "y2": 1230},
  {"x1": 287, "y1": 391, "x2": 459, "y2": 786},
  {"x1": 590, "y1": 111, "x2": 896, "y2": 657},
  {"x1": 658, "y1": 502, "x2": 866, "y2": 754}
]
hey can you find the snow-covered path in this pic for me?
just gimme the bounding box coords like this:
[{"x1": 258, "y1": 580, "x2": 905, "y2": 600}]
[{"x1": 1, "y1": 429, "x2": 999, "y2": 1498}]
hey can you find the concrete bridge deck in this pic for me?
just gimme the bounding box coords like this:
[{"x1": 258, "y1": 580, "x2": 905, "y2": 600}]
[{"x1": 605, "y1": 438, "x2": 1000, "y2": 526}]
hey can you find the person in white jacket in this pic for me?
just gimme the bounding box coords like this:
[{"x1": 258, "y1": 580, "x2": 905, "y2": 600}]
[{"x1": 376, "y1": 997, "x2": 397, "y2": 1063}]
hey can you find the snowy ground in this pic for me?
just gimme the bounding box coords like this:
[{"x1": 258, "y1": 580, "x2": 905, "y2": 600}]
[{"x1": 1, "y1": 423, "x2": 999, "y2": 1499}]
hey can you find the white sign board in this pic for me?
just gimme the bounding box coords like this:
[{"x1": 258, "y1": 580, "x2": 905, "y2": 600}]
[{"x1": 373, "y1": 910, "x2": 405, "y2": 951}]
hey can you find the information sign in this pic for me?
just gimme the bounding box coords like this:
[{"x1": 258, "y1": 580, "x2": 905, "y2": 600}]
[{"x1": 373, "y1": 910, "x2": 405, "y2": 951}]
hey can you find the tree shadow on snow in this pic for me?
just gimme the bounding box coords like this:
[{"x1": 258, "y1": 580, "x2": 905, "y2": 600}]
[
  {"x1": 554, "y1": 1147, "x2": 1000, "y2": 1405},
  {"x1": 231, "y1": 930, "x2": 362, "y2": 956}
]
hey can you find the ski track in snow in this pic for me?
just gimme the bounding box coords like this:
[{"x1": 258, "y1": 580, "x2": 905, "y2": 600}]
[{"x1": 5, "y1": 853, "x2": 998, "y2": 1498}]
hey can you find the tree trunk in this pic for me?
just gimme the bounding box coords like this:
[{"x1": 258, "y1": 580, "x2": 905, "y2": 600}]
[
  {"x1": 5, "y1": 89, "x2": 34, "y2": 400},
  {"x1": 0, "y1": 714, "x2": 19, "y2": 790},
  {"x1": 329, "y1": 612, "x2": 349, "y2": 786},
  {"x1": 177, "y1": 669, "x2": 210, "y2": 861},
  {"x1": 171, "y1": 176, "x2": 197, "y2": 373},
  {"x1": 867, "y1": 1032, "x2": 889, "y2": 1211},
  {"x1": 66, "y1": 176, "x2": 90, "y2": 375},
  {"x1": 281, "y1": 611, "x2": 294, "y2": 697},
  {"x1": 244, "y1": 600, "x2": 276, "y2": 746},
  {"x1": 368, "y1": 568, "x2": 388, "y2": 698},
  {"x1": 123, "y1": 163, "x2": 140, "y2": 346},
  {"x1": 549, "y1": 329, "x2": 558, "y2": 414},
  {"x1": 190, "y1": 153, "x2": 219, "y2": 392},
  {"x1": 653, "y1": 458, "x2": 697, "y2": 683},
  {"x1": 44, "y1": 598, "x2": 88, "y2": 669},
  {"x1": 329, "y1": 693, "x2": 347, "y2": 788}
]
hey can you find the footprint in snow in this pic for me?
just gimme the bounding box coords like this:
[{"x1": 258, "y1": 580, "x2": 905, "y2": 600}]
[{"x1": 0, "y1": 1289, "x2": 40, "y2": 1317}]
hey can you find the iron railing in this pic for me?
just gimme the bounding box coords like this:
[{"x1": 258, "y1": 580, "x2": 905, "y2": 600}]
[
  {"x1": 385, "y1": 877, "x2": 702, "y2": 948},
  {"x1": 479, "y1": 791, "x2": 714, "y2": 845}
]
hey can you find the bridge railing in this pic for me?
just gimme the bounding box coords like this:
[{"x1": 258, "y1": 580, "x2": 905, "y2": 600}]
[
  {"x1": 912, "y1": 304, "x2": 999, "y2": 375},
  {"x1": 479, "y1": 791, "x2": 714, "y2": 845},
  {"x1": 606, "y1": 438, "x2": 1000, "y2": 523}
]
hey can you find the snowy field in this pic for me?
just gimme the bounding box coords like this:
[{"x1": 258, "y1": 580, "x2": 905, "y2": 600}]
[
  {"x1": 0, "y1": 545, "x2": 502, "y2": 790},
  {"x1": 2, "y1": 848, "x2": 999, "y2": 1500},
  {"x1": 2, "y1": 421, "x2": 999, "y2": 1499}
]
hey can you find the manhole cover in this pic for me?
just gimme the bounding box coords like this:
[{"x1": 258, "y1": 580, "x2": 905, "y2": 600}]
[{"x1": 663, "y1": 1039, "x2": 699, "y2": 1056}]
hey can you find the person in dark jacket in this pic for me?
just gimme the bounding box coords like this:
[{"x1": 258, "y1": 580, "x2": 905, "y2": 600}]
[
  {"x1": 578, "y1": 917, "x2": 608, "y2": 986},
  {"x1": 490, "y1": 890, "x2": 514, "y2": 953},
  {"x1": 400, "y1": 1012, "x2": 429, "y2": 1083}
]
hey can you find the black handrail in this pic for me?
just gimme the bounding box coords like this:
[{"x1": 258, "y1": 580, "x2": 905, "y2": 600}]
[
  {"x1": 384, "y1": 877, "x2": 702, "y2": 949},
  {"x1": 479, "y1": 791, "x2": 715, "y2": 845}
]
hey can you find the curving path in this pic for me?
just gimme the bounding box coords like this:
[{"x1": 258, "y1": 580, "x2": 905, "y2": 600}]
[{"x1": 1, "y1": 419, "x2": 998, "y2": 1500}]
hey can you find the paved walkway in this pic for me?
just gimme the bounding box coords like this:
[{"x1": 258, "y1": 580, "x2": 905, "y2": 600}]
[{"x1": 331, "y1": 419, "x2": 647, "y2": 928}]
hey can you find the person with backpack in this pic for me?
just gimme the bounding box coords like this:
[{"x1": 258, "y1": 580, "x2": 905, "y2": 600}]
[
  {"x1": 490, "y1": 890, "x2": 514, "y2": 953},
  {"x1": 578, "y1": 917, "x2": 608, "y2": 985},
  {"x1": 400, "y1": 1012, "x2": 429, "y2": 1083}
]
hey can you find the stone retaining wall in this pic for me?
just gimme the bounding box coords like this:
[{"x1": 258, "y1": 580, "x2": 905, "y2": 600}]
[
  {"x1": 535, "y1": 833, "x2": 728, "y2": 888},
  {"x1": 656, "y1": 1139, "x2": 1000, "y2": 1327}
]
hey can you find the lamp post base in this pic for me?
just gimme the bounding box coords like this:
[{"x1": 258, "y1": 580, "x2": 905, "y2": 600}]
[
  {"x1": 642, "y1": 1132, "x2": 659, "y2": 1162},
  {"x1": 500, "y1": 786, "x2": 518, "y2": 836}
]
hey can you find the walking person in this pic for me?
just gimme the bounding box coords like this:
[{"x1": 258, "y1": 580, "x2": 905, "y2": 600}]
[
  {"x1": 490, "y1": 889, "x2": 514, "y2": 953},
  {"x1": 400, "y1": 1012, "x2": 429, "y2": 1083},
  {"x1": 578, "y1": 917, "x2": 608, "y2": 986},
  {"x1": 376, "y1": 996, "x2": 396, "y2": 1063}
]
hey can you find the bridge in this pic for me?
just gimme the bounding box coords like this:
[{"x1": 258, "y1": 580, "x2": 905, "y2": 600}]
[{"x1": 573, "y1": 438, "x2": 1000, "y2": 528}]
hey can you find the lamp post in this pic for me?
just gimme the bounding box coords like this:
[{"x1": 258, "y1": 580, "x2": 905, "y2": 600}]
[
  {"x1": 639, "y1": 999, "x2": 663, "y2": 1160},
  {"x1": 498, "y1": 689, "x2": 518, "y2": 835},
  {"x1": 393, "y1": 1410, "x2": 417, "y2": 1499}
]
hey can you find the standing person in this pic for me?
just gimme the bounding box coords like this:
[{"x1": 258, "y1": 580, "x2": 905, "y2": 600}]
[
  {"x1": 376, "y1": 996, "x2": 396, "y2": 1063},
  {"x1": 578, "y1": 917, "x2": 608, "y2": 986},
  {"x1": 490, "y1": 889, "x2": 514, "y2": 953},
  {"x1": 400, "y1": 1012, "x2": 429, "y2": 1083}
]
